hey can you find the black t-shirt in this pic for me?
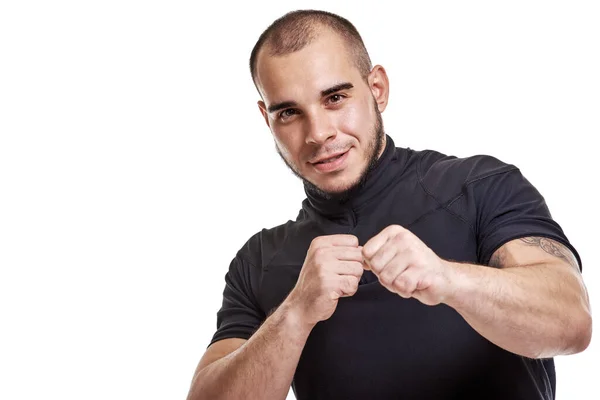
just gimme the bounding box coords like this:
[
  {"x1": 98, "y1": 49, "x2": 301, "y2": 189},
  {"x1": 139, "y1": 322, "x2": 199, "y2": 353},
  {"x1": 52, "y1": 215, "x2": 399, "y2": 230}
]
[{"x1": 209, "y1": 135, "x2": 581, "y2": 400}]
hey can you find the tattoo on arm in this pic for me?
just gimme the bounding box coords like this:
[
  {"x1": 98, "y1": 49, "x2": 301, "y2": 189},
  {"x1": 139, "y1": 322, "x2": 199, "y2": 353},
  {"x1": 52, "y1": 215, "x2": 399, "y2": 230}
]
[
  {"x1": 519, "y1": 237, "x2": 579, "y2": 270},
  {"x1": 488, "y1": 237, "x2": 579, "y2": 270}
]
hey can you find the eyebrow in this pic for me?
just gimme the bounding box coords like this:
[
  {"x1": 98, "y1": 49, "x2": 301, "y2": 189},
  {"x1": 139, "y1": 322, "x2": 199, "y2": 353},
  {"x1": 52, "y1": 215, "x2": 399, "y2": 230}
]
[
  {"x1": 267, "y1": 101, "x2": 297, "y2": 114},
  {"x1": 266, "y1": 82, "x2": 354, "y2": 114},
  {"x1": 321, "y1": 82, "x2": 354, "y2": 97}
]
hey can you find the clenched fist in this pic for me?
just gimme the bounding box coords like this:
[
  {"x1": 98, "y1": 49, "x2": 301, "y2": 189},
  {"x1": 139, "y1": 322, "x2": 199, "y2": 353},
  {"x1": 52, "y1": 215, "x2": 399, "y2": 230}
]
[
  {"x1": 362, "y1": 225, "x2": 458, "y2": 306},
  {"x1": 286, "y1": 234, "x2": 364, "y2": 327}
]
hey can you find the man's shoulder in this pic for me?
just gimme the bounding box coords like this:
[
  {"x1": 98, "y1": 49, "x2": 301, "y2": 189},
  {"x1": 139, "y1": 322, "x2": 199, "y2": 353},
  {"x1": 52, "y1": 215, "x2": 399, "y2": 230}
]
[
  {"x1": 412, "y1": 148, "x2": 519, "y2": 203},
  {"x1": 417, "y1": 148, "x2": 518, "y2": 188}
]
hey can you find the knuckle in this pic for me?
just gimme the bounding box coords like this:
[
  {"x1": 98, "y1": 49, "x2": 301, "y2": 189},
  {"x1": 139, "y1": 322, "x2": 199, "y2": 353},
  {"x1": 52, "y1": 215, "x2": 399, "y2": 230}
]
[
  {"x1": 408, "y1": 236, "x2": 420, "y2": 249},
  {"x1": 388, "y1": 224, "x2": 403, "y2": 235},
  {"x1": 313, "y1": 247, "x2": 327, "y2": 259},
  {"x1": 311, "y1": 236, "x2": 325, "y2": 248},
  {"x1": 380, "y1": 272, "x2": 394, "y2": 286},
  {"x1": 371, "y1": 258, "x2": 385, "y2": 273},
  {"x1": 392, "y1": 234, "x2": 405, "y2": 246},
  {"x1": 394, "y1": 276, "x2": 412, "y2": 292}
]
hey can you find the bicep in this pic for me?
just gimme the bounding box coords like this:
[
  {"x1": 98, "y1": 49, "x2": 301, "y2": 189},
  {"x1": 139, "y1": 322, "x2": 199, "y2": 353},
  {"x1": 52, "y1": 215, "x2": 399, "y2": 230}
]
[{"x1": 488, "y1": 236, "x2": 580, "y2": 272}]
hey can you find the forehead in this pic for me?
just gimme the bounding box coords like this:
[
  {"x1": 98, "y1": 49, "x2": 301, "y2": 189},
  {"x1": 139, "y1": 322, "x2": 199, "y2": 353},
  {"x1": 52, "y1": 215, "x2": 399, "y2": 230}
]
[{"x1": 256, "y1": 30, "x2": 362, "y2": 103}]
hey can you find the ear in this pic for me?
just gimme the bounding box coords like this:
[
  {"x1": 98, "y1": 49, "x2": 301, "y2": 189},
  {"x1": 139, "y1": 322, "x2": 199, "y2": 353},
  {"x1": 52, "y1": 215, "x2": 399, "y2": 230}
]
[
  {"x1": 368, "y1": 65, "x2": 390, "y2": 113},
  {"x1": 257, "y1": 100, "x2": 271, "y2": 128}
]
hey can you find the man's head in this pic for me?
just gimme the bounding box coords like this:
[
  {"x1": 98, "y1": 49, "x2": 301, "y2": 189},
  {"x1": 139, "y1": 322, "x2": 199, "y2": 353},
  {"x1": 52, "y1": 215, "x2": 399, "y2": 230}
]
[{"x1": 251, "y1": 10, "x2": 390, "y2": 201}]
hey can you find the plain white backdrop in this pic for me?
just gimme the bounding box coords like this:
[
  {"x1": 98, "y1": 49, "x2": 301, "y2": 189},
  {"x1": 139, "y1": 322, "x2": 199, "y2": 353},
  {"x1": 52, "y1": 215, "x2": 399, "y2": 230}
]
[{"x1": 1, "y1": 1, "x2": 598, "y2": 399}]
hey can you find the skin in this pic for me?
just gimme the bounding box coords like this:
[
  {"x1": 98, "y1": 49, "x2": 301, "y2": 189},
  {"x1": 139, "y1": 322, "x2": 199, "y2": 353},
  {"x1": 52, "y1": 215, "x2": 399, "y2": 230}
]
[
  {"x1": 187, "y1": 29, "x2": 384, "y2": 400},
  {"x1": 361, "y1": 225, "x2": 592, "y2": 358},
  {"x1": 255, "y1": 28, "x2": 389, "y2": 200},
  {"x1": 186, "y1": 26, "x2": 592, "y2": 400}
]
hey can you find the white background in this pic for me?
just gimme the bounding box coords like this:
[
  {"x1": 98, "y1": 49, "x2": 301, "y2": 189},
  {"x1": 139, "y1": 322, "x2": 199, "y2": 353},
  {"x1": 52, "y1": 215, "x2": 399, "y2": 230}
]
[{"x1": 1, "y1": 1, "x2": 598, "y2": 399}]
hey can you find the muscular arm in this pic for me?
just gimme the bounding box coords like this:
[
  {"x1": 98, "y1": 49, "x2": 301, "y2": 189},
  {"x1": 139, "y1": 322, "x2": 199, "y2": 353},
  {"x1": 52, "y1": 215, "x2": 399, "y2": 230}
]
[
  {"x1": 187, "y1": 301, "x2": 312, "y2": 400},
  {"x1": 445, "y1": 237, "x2": 592, "y2": 359}
]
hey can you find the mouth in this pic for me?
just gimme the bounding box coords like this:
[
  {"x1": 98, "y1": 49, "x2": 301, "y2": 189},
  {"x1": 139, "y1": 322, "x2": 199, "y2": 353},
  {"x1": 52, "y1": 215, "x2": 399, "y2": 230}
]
[
  {"x1": 310, "y1": 149, "x2": 350, "y2": 173},
  {"x1": 313, "y1": 152, "x2": 346, "y2": 164}
]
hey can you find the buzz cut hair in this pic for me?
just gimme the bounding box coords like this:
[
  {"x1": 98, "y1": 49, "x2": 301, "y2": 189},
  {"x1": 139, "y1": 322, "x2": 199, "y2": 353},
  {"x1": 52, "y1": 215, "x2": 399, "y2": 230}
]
[{"x1": 249, "y1": 9, "x2": 373, "y2": 91}]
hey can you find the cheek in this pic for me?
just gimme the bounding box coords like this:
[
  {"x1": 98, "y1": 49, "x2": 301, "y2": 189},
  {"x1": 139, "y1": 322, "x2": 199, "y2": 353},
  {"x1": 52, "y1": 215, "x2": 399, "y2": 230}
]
[
  {"x1": 336, "y1": 101, "x2": 372, "y2": 139},
  {"x1": 273, "y1": 134, "x2": 292, "y2": 155},
  {"x1": 273, "y1": 129, "x2": 303, "y2": 162}
]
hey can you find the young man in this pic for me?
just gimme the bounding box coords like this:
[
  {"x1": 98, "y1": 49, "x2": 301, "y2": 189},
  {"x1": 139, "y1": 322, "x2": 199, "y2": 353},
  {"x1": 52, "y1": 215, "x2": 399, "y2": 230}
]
[{"x1": 186, "y1": 10, "x2": 591, "y2": 400}]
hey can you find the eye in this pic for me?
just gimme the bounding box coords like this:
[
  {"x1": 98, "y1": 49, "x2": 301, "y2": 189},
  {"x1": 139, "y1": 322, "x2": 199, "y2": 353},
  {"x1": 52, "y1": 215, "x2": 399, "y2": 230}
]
[
  {"x1": 327, "y1": 93, "x2": 345, "y2": 105},
  {"x1": 278, "y1": 108, "x2": 298, "y2": 121}
]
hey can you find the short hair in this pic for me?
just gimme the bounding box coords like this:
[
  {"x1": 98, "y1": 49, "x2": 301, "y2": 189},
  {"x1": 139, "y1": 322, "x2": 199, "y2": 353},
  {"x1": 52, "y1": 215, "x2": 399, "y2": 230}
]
[{"x1": 249, "y1": 10, "x2": 373, "y2": 91}]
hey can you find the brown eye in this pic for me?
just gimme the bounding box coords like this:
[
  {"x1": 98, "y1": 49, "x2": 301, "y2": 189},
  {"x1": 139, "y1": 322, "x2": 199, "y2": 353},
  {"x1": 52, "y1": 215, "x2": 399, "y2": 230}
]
[
  {"x1": 279, "y1": 109, "x2": 297, "y2": 120},
  {"x1": 328, "y1": 94, "x2": 345, "y2": 105}
]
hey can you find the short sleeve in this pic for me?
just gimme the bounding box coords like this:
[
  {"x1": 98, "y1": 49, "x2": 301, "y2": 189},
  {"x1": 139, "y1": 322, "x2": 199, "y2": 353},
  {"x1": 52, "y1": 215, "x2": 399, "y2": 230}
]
[
  {"x1": 208, "y1": 256, "x2": 266, "y2": 347},
  {"x1": 474, "y1": 168, "x2": 582, "y2": 270}
]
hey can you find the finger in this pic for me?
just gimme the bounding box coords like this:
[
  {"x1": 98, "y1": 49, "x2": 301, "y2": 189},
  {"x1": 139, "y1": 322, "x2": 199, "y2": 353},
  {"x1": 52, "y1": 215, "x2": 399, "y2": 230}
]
[
  {"x1": 330, "y1": 247, "x2": 364, "y2": 263},
  {"x1": 365, "y1": 236, "x2": 402, "y2": 274},
  {"x1": 362, "y1": 225, "x2": 407, "y2": 259},
  {"x1": 392, "y1": 266, "x2": 420, "y2": 299},
  {"x1": 332, "y1": 261, "x2": 365, "y2": 277},
  {"x1": 339, "y1": 275, "x2": 360, "y2": 297},
  {"x1": 378, "y1": 253, "x2": 410, "y2": 289},
  {"x1": 362, "y1": 259, "x2": 371, "y2": 271},
  {"x1": 312, "y1": 234, "x2": 359, "y2": 249},
  {"x1": 359, "y1": 246, "x2": 371, "y2": 270}
]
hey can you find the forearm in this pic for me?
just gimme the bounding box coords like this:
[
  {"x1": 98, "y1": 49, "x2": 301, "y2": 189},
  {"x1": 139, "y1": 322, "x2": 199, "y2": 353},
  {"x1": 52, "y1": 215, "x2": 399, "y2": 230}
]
[
  {"x1": 445, "y1": 261, "x2": 591, "y2": 358},
  {"x1": 188, "y1": 301, "x2": 312, "y2": 400}
]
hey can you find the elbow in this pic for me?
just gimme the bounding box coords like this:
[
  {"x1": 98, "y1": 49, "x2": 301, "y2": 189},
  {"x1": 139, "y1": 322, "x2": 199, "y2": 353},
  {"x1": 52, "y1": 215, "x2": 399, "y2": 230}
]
[
  {"x1": 531, "y1": 309, "x2": 592, "y2": 359},
  {"x1": 573, "y1": 311, "x2": 593, "y2": 353},
  {"x1": 566, "y1": 307, "x2": 593, "y2": 355}
]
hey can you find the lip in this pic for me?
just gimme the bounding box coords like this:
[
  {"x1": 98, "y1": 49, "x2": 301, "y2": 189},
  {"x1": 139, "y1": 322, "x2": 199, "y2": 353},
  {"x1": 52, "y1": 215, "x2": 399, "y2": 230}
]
[
  {"x1": 311, "y1": 150, "x2": 348, "y2": 164},
  {"x1": 310, "y1": 149, "x2": 350, "y2": 173}
]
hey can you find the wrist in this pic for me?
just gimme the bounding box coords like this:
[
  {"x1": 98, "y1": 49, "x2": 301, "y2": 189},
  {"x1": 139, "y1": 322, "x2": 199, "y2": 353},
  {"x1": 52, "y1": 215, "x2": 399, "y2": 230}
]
[
  {"x1": 279, "y1": 295, "x2": 315, "y2": 337},
  {"x1": 441, "y1": 260, "x2": 476, "y2": 310}
]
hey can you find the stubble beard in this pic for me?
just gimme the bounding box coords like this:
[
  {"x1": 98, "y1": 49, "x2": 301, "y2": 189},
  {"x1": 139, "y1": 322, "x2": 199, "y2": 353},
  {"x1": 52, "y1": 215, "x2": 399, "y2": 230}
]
[{"x1": 275, "y1": 103, "x2": 385, "y2": 204}]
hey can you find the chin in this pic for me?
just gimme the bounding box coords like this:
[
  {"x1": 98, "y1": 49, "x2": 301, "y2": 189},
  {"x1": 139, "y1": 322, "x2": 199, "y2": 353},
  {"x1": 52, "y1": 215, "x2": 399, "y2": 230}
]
[
  {"x1": 307, "y1": 171, "x2": 364, "y2": 201},
  {"x1": 319, "y1": 177, "x2": 357, "y2": 194}
]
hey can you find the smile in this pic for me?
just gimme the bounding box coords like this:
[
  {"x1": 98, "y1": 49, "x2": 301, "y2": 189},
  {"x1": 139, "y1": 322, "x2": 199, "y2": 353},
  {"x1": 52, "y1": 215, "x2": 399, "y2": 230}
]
[{"x1": 311, "y1": 149, "x2": 350, "y2": 173}]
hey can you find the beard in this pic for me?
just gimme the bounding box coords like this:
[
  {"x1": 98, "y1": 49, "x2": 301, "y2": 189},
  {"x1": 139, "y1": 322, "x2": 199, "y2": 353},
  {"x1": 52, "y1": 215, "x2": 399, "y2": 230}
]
[{"x1": 275, "y1": 101, "x2": 385, "y2": 204}]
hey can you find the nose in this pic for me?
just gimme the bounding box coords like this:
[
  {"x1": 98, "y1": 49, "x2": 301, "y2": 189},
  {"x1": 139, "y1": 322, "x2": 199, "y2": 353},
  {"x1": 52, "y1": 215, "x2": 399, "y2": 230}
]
[{"x1": 305, "y1": 110, "x2": 336, "y2": 145}]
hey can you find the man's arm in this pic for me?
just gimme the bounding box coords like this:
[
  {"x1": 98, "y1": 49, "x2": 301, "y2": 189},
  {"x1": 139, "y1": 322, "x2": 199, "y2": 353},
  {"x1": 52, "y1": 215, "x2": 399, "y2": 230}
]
[
  {"x1": 446, "y1": 236, "x2": 592, "y2": 359},
  {"x1": 187, "y1": 234, "x2": 364, "y2": 400},
  {"x1": 362, "y1": 226, "x2": 592, "y2": 359},
  {"x1": 186, "y1": 301, "x2": 312, "y2": 400}
]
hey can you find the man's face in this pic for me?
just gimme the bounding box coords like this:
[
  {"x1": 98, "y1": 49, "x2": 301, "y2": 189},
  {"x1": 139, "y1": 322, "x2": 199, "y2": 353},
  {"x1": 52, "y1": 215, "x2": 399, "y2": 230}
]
[{"x1": 255, "y1": 29, "x2": 389, "y2": 199}]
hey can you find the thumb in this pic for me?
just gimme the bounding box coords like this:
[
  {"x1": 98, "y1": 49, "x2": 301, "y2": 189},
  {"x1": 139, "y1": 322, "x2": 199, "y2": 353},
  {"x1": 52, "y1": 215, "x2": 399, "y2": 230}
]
[
  {"x1": 359, "y1": 246, "x2": 372, "y2": 270},
  {"x1": 362, "y1": 258, "x2": 372, "y2": 271}
]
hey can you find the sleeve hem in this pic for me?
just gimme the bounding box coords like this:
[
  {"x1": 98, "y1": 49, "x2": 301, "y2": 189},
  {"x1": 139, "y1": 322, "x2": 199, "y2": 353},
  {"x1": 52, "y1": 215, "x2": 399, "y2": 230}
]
[
  {"x1": 481, "y1": 232, "x2": 583, "y2": 272},
  {"x1": 208, "y1": 333, "x2": 253, "y2": 349}
]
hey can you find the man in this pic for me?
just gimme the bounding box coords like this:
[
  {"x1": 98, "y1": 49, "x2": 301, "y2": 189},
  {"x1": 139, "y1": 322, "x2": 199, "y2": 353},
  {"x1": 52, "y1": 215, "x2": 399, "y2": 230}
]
[{"x1": 186, "y1": 9, "x2": 591, "y2": 400}]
